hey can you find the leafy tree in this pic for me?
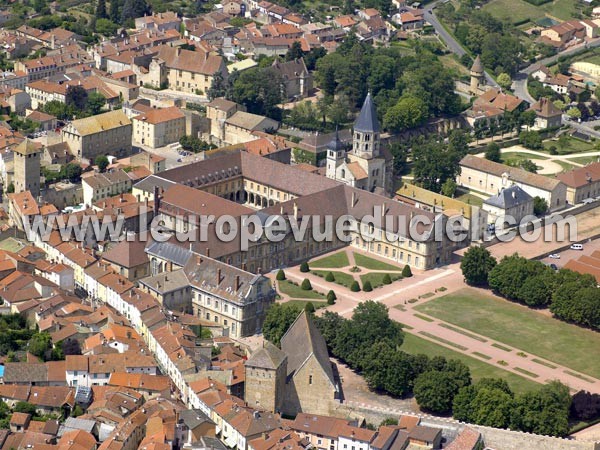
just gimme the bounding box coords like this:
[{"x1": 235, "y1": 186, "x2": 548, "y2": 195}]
[
  {"x1": 71, "y1": 405, "x2": 84, "y2": 417},
  {"x1": 402, "y1": 265, "x2": 412, "y2": 277},
  {"x1": 66, "y1": 85, "x2": 88, "y2": 112},
  {"x1": 276, "y1": 269, "x2": 286, "y2": 281},
  {"x1": 304, "y1": 47, "x2": 327, "y2": 71},
  {"x1": 461, "y1": 246, "x2": 497, "y2": 286},
  {"x1": 262, "y1": 303, "x2": 302, "y2": 346},
  {"x1": 43, "y1": 100, "x2": 72, "y2": 120},
  {"x1": 520, "y1": 159, "x2": 538, "y2": 173},
  {"x1": 497, "y1": 73, "x2": 512, "y2": 90},
  {"x1": 301, "y1": 279, "x2": 312, "y2": 290},
  {"x1": 518, "y1": 131, "x2": 542, "y2": 150},
  {"x1": 362, "y1": 280, "x2": 373, "y2": 292},
  {"x1": 327, "y1": 290, "x2": 337, "y2": 304},
  {"x1": 95, "y1": 155, "x2": 109, "y2": 172},
  {"x1": 96, "y1": 0, "x2": 108, "y2": 18},
  {"x1": 363, "y1": 341, "x2": 417, "y2": 397},
  {"x1": 571, "y1": 391, "x2": 600, "y2": 421},
  {"x1": 62, "y1": 338, "x2": 81, "y2": 356},
  {"x1": 325, "y1": 272, "x2": 335, "y2": 282},
  {"x1": 383, "y1": 95, "x2": 428, "y2": 132},
  {"x1": 533, "y1": 196, "x2": 548, "y2": 216},
  {"x1": 28, "y1": 332, "x2": 52, "y2": 360},
  {"x1": 350, "y1": 281, "x2": 360, "y2": 292},
  {"x1": 485, "y1": 142, "x2": 501, "y2": 162},
  {"x1": 121, "y1": 0, "x2": 150, "y2": 24},
  {"x1": 567, "y1": 107, "x2": 582, "y2": 120},
  {"x1": 412, "y1": 139, "x2": 463, "y2": 193},
  {"x1": 109, "y1": 0, "x2": 121, "y2": 23},
  {"x1": 441, "y1": 178, "x2": 457, "y2": 198},
  {"x1": 231, "y1": 67, "x2": 283, "y2": 120},
  {"x1": 14, "y1": 402, "x2": 37, "y2": 416},
  {"x1": 207, "y1": 72, "x2": 228, "y2": 101},
  {"x1": 5, "y1": 183, "x2": 14, "y2": 194},
  {"x1": 285, "y1": 41, "x2": 304, "y2": 61},
  {"x1": 300, "y1": 262, "x2": 309, "y2": 273},
  {"x1": 414, "y1": 370, "x2": 459, "y2": 413},
  {"x1": 86, "y1": 92, "x2": 106, "y2": 115}
]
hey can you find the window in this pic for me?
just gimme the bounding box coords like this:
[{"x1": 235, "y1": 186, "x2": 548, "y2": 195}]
[{"x1": 309, "y1": 375, "x2": 313, "y2": 384}]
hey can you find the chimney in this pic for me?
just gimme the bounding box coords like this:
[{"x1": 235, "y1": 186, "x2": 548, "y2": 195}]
[
  {"x1": 153, "y1": 185, "x2": 160, "y2": 216},
  {"x1": 293, "y1": 202, "x2": 298, "y2": 219},
  {"x1": 241, "y1": 262, "x2": 247, "y2": 271},
  {"x1": 351, "y1": 191, "x2": 356, "y2": 207},
  {"x1": 206, "y1": 247, "x2": 210, "y2": 258},
  {"x1": 235, "y1": 275, "x2": 240, "y2": 291},
  {"x1": 196, "y1": 254, "x2": 202, "y2": 265},
  {"x1": 381, "y1": 202, "x2": 386, "y2": 218}
]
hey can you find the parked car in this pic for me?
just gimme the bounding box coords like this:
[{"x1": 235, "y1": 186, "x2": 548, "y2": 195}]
[
  {"x1": 550, "y1": 263, "x2": 558, "y2": 271},
  {"x1": 549, "y1": 254, "x2": 560, "y2": 259},
  {"x1": 570, "y1": 244, "x2": 584, "y2": 250}
]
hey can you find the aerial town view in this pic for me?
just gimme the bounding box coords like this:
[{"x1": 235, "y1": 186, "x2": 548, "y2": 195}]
[{"x1": 2, "y1": 0, "x2": 600, "y2": 448}]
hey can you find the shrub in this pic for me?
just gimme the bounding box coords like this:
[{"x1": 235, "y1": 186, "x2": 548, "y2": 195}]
[
  {"x1": 300, "y1": 262, "x2": 310, "y2": 273},
  {"x1": 325, "y1": 272, "x2": 335, "y2": 282},
  {"x1": 363, "y1": 280, "x2": 373, "y2": 292},
  {"x1": 327, "y1": 290, "x2": 337, "y2": 305},
  {"x1": 402, "y1": 265, "x2": 413, "y2": 277},
  {"x1": 350, "y1": 281, "x2": 361, "y2": 292},
  {"x1": 305, "y1": 302, "x2": 315, "y2": 313},
  {"x1": 276, "y1": 269, "x2": 286, "y2": 281},
  {"x1": 549, "y1": 145, "x2": 558, "y2": 155},
  {"x1": 301, "y1": 279, "x2": 312, "y2": 290},
  {"x1": 382, "y1": 273, "x2": 392, "y2": 285}
]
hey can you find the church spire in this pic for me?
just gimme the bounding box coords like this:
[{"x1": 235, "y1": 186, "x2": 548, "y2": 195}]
[{"x1": 354, "y1": 92, "x2": 380, "y2": 133}]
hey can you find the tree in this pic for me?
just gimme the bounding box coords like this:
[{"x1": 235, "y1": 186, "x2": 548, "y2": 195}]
[
  {"x1": 304, "y1": 302, "x2": 315, "y2": 313},
  {"x1": 414, "y1": 370, "x2": 458, "y2": 413},
  {"x1": 95, "y1": 18, "x2": 119, "y2": 36},
  {"x1": 66, "y1": 85, "x2": 88, "y2": 112},
  {"x1": 28, "y1": 332, "x2": 52, "y2": 360},
  {"x1": 520, "y1": 159, "x2": 537, "y2": 173},
  {"x1": 412, "y1": 139, "x2": 462, "y2": 193},
  {"x1": 95, "y1": 155, "x2": 109, "y2": 172},
  {"x1": 383, "y1": 96, "x2": 428, "y2": 132},
  {"x1": 301, "y1": 279, "x2": 312, "y2": 290},
  {"x1": 461, "y1": 246, "x2": 497, "y2": 286},
  {"x1": 441, "y1": 179, "x2": 457, "y2": 198},
  {"x1": 109, "y1": 0, "x2": 121, "y2": 23},
  {"x1": 6, "y1": 183, "x2": 14, "y2": 194},
  {"x1": 325, "y1": 272, "x2": 335, "y2": 282},
  {"x1": 231, "y1": 67, "x2": 283, "y2": 120},
  {"x1": 96, "y1": 0, "x2": 107, "y2": 19},
  {"x1": 71, "y1": 404, "x2": 84, "y2": 417},
  {"x1": 285, "y1": 41, "x2": 304, "y2": 61},
  {"x1": 488, "y1": 255, "x2": 548, "y2": 302},
  {"x1": 362, "y1": 280, "x2": 373, "y2": 292},
  {"x1": 518, "y1": 131, "x2": 542, "y2": 150},
  {"x1": 300, "y1": 262, "x2": 309, "y2": 273},
  {"x1": 533, "y1": 196, "x2": 548, "y2": 216},
  {"x1": 382, "y1": 273, "x2": 392, "y2": 285},
  {"x1": 262, "y1": 303, "x2": 302, "y2": 346},
  {"x1": 121, "y1": 0, "x2": 150, "y2": 24},
  {"x1": 485, "y1": 142, "x2": 501, "y2": 162},
  {"x1": 497, "y1": 73, "x2": 512, "y2": 90},
  {"x1": 276, "y1": 269, "x2": 286, "y2": 281},
  {"x1": 402, "y1": 265, "x2": 412, "y2": 277},
  {"x1": 571, "y1": 391, "x2": 600, "y2": 421},
  {"x1": 14, "y1": 401, "x2": 37, "y2": 416},
  {"x1": 567, "y1": 107, "x2": 582, "y2": 120},
  {"x1": 512, "y1": 381, "x2": 571, "y2": 437},
  {"x1": 520, "y1": 109, "x2": 537, "y2": 130},
  {"x1": 327, "y1": 290, "x2": 337, "y2": 305},
  {"x1": 86, "y1": 92, "x2": 106, "y2": 115},
  {"x1": 350, "y1": 281, "x2": 360, "y2": 292}
]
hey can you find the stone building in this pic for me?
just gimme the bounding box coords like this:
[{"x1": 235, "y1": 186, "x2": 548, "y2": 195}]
[
  {"x1": 470, "y1": 55, "x2": 484, "y2": 95},
  {"x1": 245, "y1": 311, "x2": 340, "y2": 417},
  {"x1": 326, "y1": 93, "x2": 392, "y2": 194},
  {"x1": 13, "y1": 139, "x2": 41, "y2": 197},
  {"x1": 482, "y1": 185, "x2": 534, "y2": 230},
  {"x1": 132, "y1": 106, "x2": 186, "y2": 148}
]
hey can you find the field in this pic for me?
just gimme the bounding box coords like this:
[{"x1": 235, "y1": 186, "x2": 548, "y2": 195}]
[
  {"x1": 415, "y1": 288, "x2": 600, "y2": 379},
  {"x1": 401, "y1": 333, "x2": 541, "y2": 394},
  {"x1": 455, "y1": 189, "x2": 483, "y2": 207},
  {"x1": 483, "y1": 0, "x2": 579, "y2": 24},
  {"x1": 277, "y1": 280, "x2": 326, "y2": 300}
]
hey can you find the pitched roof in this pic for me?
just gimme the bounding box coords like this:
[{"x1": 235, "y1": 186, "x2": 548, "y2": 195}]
[
  {"x1": 245, "y1": 342, "x2": 286, "y2": 370},
  {"x1": 445, "y1": 427, "x2": 481, "y2": 450},
  {"x1": 471, "y1": 54, "x2": 483, "y2": 73},
  {"x1": 102, "y1": 238, "x2": 149, "y2": 268},
  {"x1": 557, "y1": 161, "x2": 600, "y2": 188},
  {"x1": 133, "y1": 106, "x2": 184, "y2": 125},
  {"x1": 155, "y1": 45, "x2": 224, "y2": 75},
  {"x1": 460, "y1": 155, "x2": 563, "y2": 191},
  {"x1": 280, "y1": 311, "x2": 335, "y2": 386},
  {"x1": 483, "y1": 185, "x2": 533, "y2": 209},
  {"x1": 354, "y1": 92, "x2": 380, "y2": 133},
  {"x1": 529, "y1": 97, "x2": 562, "y2": 118},
  {"x1": 67, "y1": 110, "x2": 131, "y2": 136}
]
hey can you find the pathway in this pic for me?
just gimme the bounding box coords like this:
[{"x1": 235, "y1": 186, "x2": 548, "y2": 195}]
[{"x1": 278, "y1": 248, "x2": 600, "y2": 393}]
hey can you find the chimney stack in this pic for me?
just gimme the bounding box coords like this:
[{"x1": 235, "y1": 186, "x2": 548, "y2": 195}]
[
  {"x1": 293, "y1": 202, "x2": 298, "y2": 219},
  {"x1": 235, "y1": 275, "x2": 241, "y2": 291},
  {"x1": 206, "y1": 247, "x2": 210, "y2": 258},
  {"x1": 153, "y1": 185, "x2": 160, "y2": 216},
  {"x1": 217, "y1": 269, "x2": 222, "y2": 285}
]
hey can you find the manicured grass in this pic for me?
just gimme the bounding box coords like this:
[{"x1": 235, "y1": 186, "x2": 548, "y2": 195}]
[
  {"x1": 312, "y1": 270, "x2": 356, "y2": 288},
  {"x1": 455, "y1": 189, "x2": 484, "y2": 207},
  {"x1": 419, "y1": 331, "x2": 468, "y2": 351},
  {"x1": 401, "y1": 333, "x2": 540, "y2": 394},
  {"x1": 310, "y1": 251, "x2": 350, "y2": 269},
  {"x1": 353, "y1": 253, "x2": 403, "y2": 271},
  {"x1": 568, "y1": 156, "x2": 600, "y2": 165},
  {"x1": 414, "y1": 313, "x2": 434, "y2": 323},
  {"x1": 359, "y1": 272, "x2": 401, "y2": 288},
  {"x1": 439, "y1": 323, "x2": 488, "y2": 342},
  {"x1": 473, "y1": 352, "x2": 492, "y2": 360},
  {"x1": 502, "y1": 152, "x2": 549, "y2": 161},
  {"x1": 483, "y1": 0, "x2": 543, "y2": 24},
  {"x1": 543, "y1": 138, "x2": 595, "y2": 155},
  {"x1": 532, "y1": 358, "x2": 557, "y2": 369},
  {"x1": 283, "y1": 300, "x2": 327, "y2": 310},
  {"x1": 514, "y1": 367, "x2": 540, "y2": 379},
  {"x1": 564, "y1": 370, "x2": 595, "y2": 383},
  {"x1": 540, "y1": 0, "x2": 581, "y2": 21},
  {"x1": 415, "y1": 288, "x2": 600, "y2": 379},
  {"x1": 277, "y1": 280, "x2": 326, "y2": 300},
  {"x1": 492, "y1": 343, "x2": 513, "y2": 352}
]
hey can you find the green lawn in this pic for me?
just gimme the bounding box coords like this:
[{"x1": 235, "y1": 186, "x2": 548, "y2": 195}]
[
  {"x1": 353, "y1": 253, "x2": 402, "y2": 271},
  {"x1": 360, "y1": 272, "x2": 402, "y2": 288},
  {"x1": 568, "y1": 155, "x2": 600, "y2": 165},
  {"x1": 455, "y1": 189, "x2": 484, "y2": 207},
  {"x1": 415, "y1": 288, "x2": 600, "y2": 379},
  {"x1": 312, "y1": 270, "x2": 356, "y2": 288},
  {"x1": 277, "y1": 280, "x2": 326, "y2": 300},
  {"x1": 539, "y1": 0, "x2": 580, "y2": 21},
  {"x1": 310, "y1": 251, "x2": 350, "y2": 269},
  {"x1": 483, "y1": 0, "x2": 543, "y2": 24},
  {"x1": 283, "y1": 299, "x2": 327, "y2": 310},
  {"x1": 401, "y1": 333, "x2": 540, "y2": 394},
  {"x1": 502, "y1": 152, "x2": 549, "y2": 161},
  {"x1": 543, "y1": 138, "x2": 595, "y2": 155}
]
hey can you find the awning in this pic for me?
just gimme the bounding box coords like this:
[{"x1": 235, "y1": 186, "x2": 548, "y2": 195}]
[{"x1": 224, "y1": 434, "x2": 237, "y2": 448}]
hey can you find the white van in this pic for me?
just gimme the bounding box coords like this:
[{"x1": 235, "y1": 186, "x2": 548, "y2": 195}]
[{"x1": 570, "y1": 244, "x2": 584, "y2": 250}]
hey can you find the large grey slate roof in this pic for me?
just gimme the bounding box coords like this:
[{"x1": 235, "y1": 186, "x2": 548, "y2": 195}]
[
  {"x1": 484, "y1": 185, "x2": 533, "y2": 209},
  {"x1": 145, "y1": 240, "x2": 193, "y2": 267},
  {"x1": 246, "y1": 341, "x2": 286, "y2": 370},
  {"x1": 354, "y1": 92, "x2": 380, "y2": 133}
]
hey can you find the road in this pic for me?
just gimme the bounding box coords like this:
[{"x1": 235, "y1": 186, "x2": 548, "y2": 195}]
[{"x1": 424, "y1": 4, "x2": 498, "y2": 87}]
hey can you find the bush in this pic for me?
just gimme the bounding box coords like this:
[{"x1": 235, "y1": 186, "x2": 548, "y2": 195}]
[
  {"x1": 301, "y1": 279, "x2": 312, "y2": 290},
  {"x1": 402, "y1": 265, "x2": 413, "y2": 277},
  {"x1": 327, "y1": 290, "x2": 337, "y2": 304},
  {"x1": 350, "y1": 281, "x2": 361, "y2": 292},
  {"x1": 276, "y1": 269, "x2": 286, "y2": 281},
  {"x1": 549, "y1": 145, "x2": 558, "y2": 155},
  {"x1": 382, "y1": 273, "x2": 392, "y2": 285},
  {"x1": 325, "y1": 272, "x2": 335, "y2": 282},
  {"x1": 305, "y1": 302, "x2": 315, "y2": 313},
  {"x1": 363, "y1": 280, "x2": 373, "y2": 292},
  {"x1": 300, "y1": 262, "x2": 310, "y2": 273}
]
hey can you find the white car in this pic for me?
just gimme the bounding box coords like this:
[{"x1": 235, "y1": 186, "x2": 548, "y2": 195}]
[
  {"x1": 571, "y1": 244, "x2": 584, "y2": 251},
  {"x1": 549, "y1": 254, "x2": 560, "y2": 259}
]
